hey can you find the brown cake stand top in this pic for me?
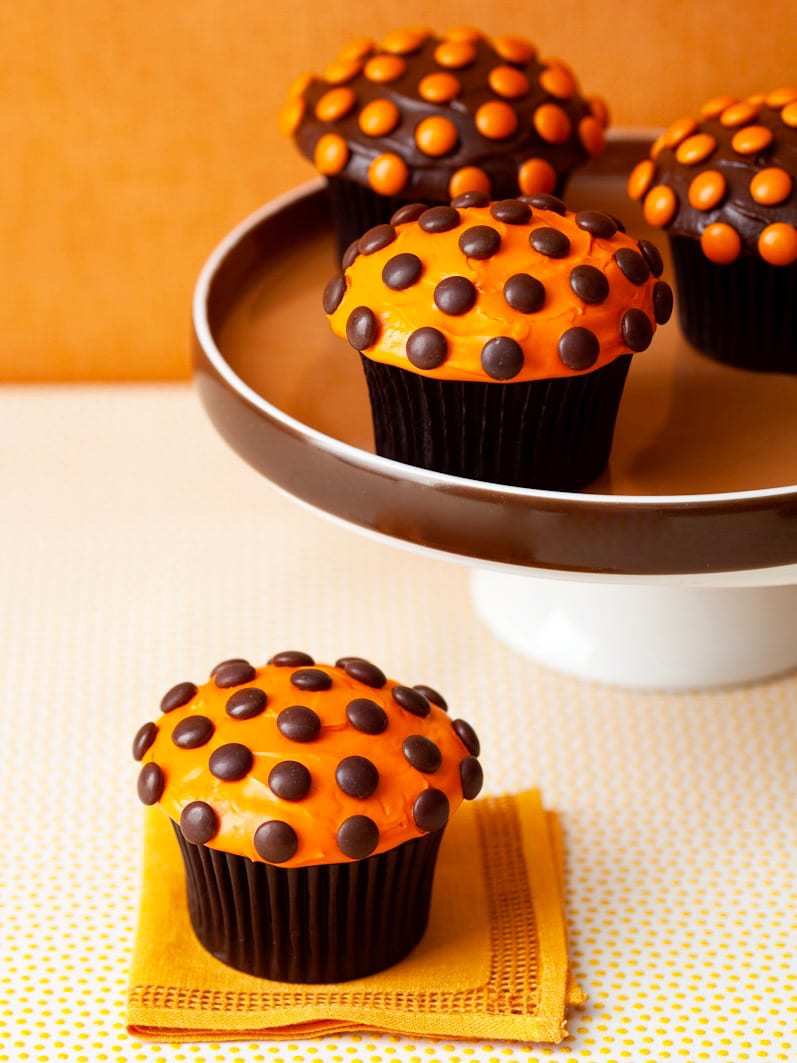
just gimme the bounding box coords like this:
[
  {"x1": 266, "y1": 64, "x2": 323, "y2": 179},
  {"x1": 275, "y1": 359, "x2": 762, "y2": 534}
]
[{"x1": 192, "y1": 154, "x2": 797, "y2": 578}]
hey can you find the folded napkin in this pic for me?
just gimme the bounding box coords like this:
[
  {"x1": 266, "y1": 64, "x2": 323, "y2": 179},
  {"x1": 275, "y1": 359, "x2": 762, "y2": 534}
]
[{"x1": 128, "y1": 789, "x2": 584, "y2": 1044}]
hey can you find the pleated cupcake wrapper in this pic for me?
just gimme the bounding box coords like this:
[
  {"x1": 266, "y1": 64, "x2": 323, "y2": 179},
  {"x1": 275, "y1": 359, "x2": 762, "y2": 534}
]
[
  {"x1": 670, "y1": 235, "x2": 797, "y2": 373},
  {"x1": 326, "y1": 173, "x2": 570, "y2": 260},
  {"x1": 174, "y1": 823, "x2": 444, "y2": 984},
  {"x1": 360, "y1": 355, "x2": 631, "y2": 491}
]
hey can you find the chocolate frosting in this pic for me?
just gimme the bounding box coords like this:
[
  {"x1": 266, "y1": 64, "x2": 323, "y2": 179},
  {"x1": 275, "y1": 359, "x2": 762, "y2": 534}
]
[{"x1": 284, "y1": 28, "x2": 606, "y2": 202}]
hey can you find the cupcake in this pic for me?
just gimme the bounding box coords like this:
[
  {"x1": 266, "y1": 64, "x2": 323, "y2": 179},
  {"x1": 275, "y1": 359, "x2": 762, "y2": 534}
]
[
  {"x1": 324, "y1": 196, "x2": 672, "y2": 490},
  {"x1": 627, "y1": 87, "x2": 797, "y2": 372},
  {"x1": 133, "y1": 651, "x2": 482, "y2": 983},
  {"x1": 280, "y1": 26, "x2": 608, "y2": 255}
]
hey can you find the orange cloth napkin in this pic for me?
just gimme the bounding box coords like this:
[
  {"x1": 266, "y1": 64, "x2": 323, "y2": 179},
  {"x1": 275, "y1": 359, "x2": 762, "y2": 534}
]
[{"x1": 127, "y1": 789, "x2": 584, "y2": 1044}]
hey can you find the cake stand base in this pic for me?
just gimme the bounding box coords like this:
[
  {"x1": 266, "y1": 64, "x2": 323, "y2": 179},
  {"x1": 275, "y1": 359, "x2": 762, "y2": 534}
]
[{"x1": 470, "y1": 570, "x2": 797, "y2": 690}]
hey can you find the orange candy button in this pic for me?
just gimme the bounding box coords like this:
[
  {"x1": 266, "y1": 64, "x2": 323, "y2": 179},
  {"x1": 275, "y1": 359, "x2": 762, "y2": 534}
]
[
  {"x1": 518, "y1": 157, "x2": 557, "y2": 195},
  {"x1": 288, "y1": 73, "x2": 312, "y2": 98},
  {"x1": 589, "y1": 96, "x2": 610, "y2": 128},
  {"x1": 368, "y1": 152, "x2": 409, "y2": 195},
  {"x1": 701, "y1": 94, "x2": 737, "y2": 119},
  {"x1": 448, "y1": 166, "x2": 492, "y2": 199},
  {"x1": 720, "y1": 101, "x2": 758, "y2": 127},
  {"x1": 278, "y1": 97, "x2": 305, "y2": 136},
  {"x1": 675, "y1": 133, "x2": 716, "y2": 165},
  {"x1": 338, "y1": 37, "x2": 374, "y2": 61},
  {"x1": 415, "y1": 115, "x2": 459, "y2": 156},
  {"x1": 731, "y1": 125, "x2": 773, "y2": 154},
  {"x1": 488, "y1": 65, "x2": 529, "y2": 98},
  {"x1": 782, "y1": 101, "x2": 797, "y2": 127},
  {"x1": 493, "y1": 35, "x2": 535, "y2": 63},
  {"x1": 475, "y1": 100, "x2": 518, "y2": 140},
  {"x1": 579, "y1": 115, "x2": 605, "y2": 157},
  {"x1": 314, "y1": 133, "x2": 349, "y2": 175},
  {"x1": 444, "y1": 26, "x2": 483, "y2": 43},
  {"x1": 315, "y1": 87, "x2": 356, "y2": 123},
  {"x1": 650, "y1": 132, "x2": 668, "y2": 159},
  {"x1": 749, "y1": 168, "x2": 792, "y2": 205},
  {"x1": 627, "y1": 159, "x2": 655, "y2": 200},
  {"x1": 434, "y1": 40, "x2": 476, "y2": 68},
  {"x1": 359, "y1": 99, "x2": 401, "y2": 137},
  {"x1": 418, "y1": 72, "x2": 460, "y2": 103},
  {"x1": 688, "y1": 170, "x2": 726, "y2": 211},
  {"x1": 323, "y1": 59, "x2": 362, "y2": 85},
  {"x1": 643, "y1": 185, "x2": 678, "y2": 228},
  {"x1": 381, "y1": 27, "x2": 429, "y2": 54},
  {"x1": 533, "y1": 103, "x2": 572, "y2": 144},
  {"x1": 701, "y1": 222, "x2": 741, "y2": 264},
  {"x1": 766, "y1": 86, "x2": 797, "y2": 109},
  {"x1": 539, "y1": 65, "x2": 576, "y2": 99},
  {"x1": 364, "y1": 54, "x2": 406, "y2": 83},
  {"x1": 663, "y1": 116, "x2": 698, "y2": 148},
  {"x1": 758, "y1": 223, "x2": 797, "y2": 266}
]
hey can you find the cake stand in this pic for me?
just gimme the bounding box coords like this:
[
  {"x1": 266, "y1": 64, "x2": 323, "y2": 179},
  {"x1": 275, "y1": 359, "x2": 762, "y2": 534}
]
[{"x1": 192, "y1": 147, "x2": 797, "y2": 690}]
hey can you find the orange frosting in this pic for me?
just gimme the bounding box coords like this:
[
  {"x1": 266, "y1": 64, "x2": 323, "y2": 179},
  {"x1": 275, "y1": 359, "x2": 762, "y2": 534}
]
[
  {"x1": 327, "y1": 203, "x2": 666, "y2": 383},
  {"x1": 135, "y1": 658, "x2": 477, "y2": 867}
]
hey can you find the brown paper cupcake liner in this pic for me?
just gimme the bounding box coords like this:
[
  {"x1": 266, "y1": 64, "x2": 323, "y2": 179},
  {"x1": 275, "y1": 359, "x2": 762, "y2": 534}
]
[
  {"x1": 174, "y1": 822, "x2": 445, "y2": 983},
  {"x1": 360, "y1": 354, "x2": 631, "y2": 491},
  {"x1": 670, "y1": 235, "x2": 797, "y2": 373}
]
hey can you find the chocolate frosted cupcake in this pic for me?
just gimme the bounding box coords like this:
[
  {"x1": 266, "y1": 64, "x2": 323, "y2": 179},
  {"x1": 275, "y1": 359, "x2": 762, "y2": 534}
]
[
  {"x1": 324, "y1": 196, "x2": 672, "y2": 490},
  {"x1": 133, "y1": 651, "x2": 482, "y2": 983},
  {"x1": 280, "y1": 25, "x2": 608, "y2": 254},
  {"x1": 628, "y1": 87, "x2": 797, "y2": 371}
]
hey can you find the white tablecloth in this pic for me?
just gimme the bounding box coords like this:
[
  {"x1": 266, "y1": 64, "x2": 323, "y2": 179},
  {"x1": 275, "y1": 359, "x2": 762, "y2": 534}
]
[{"x1": 1, "y1": 385, "x2": 794, "y2": 1062}]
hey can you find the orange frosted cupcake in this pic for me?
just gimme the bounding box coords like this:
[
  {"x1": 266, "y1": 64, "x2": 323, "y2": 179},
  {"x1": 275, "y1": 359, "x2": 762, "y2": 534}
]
[
  {"x1": 280, "y1": 25, "x2": 608, "y2": 254},
  {"x1": 133, "y1": 651, "x2": 482, "y2": 982},
  {"x1": 324, "y1": 195, "x2": 672, "y2": 490},
  {"x1": 628, "y1": 87, "x2": 797, "y2": 371}
]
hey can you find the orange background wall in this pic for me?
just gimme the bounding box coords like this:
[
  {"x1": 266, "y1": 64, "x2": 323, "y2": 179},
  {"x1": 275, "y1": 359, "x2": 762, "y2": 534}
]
[{"x1": 2, "y1": 1, "x2": 793, "y2": 381}]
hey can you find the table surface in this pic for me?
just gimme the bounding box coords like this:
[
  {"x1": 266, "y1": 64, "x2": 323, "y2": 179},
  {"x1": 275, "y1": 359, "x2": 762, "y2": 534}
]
[{"x1": 1, "y1": 385, "x2": 794, "y2": 1063}]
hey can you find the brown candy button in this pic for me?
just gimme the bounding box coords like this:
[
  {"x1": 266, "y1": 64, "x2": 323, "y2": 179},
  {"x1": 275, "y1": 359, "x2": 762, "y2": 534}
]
[
  {"x1": 341, "y1": 240, "x2": 360, "y2": 269},
  {"x1": 504, "y1": 273, "x2": 546, "y2": 313},
  {"x1": 488, "y1": 65, "x2": 529, "y2": 99},
  {"x1": 569, "y1": 264, "x2": 609, "y2": 304},
  {"x1": 160, "y1": 681, "x2": 197, "y2": 713},
  {"x1": 209, "y1": 742, "x2": 253, "y2": 781},
  {"x1": 413, "y1": 684, "x2": 448, "y2": 711},
  {"x1": 226, "y1": 687, "x2": 268, "y2": 720},
  {"x1": 419, "y1": 205, "x2": 460, "y2": 233},
  {"x1": 337, "y1": 814, "x2": 379, "y2": 859},
  {"x1": 335, "y1": 656, "x2": 387, "y2": 688},
  {"x1": 358, "y1": 224, "x2": 397, "y2": 255},
  {"x1": 368, "y1": 153, "x2": 409, "y2": 195},
  {"x1": 359, "y1": 99, "x2": 401, "y2": 137},
  {"x1": 434, "y1": 276, "x2": 477, "y2": 315},
  {"x1": 254, "y1": 820, "x2": 298, "y2": 863},
  {"x1": 268, "y1": 760, "x2": 312, "y2": 801},
  {"x1": 402, "y1": 735, "x2": 442, "y2": 773},
  {"x1": 390, "y1": 203, "x2": 427, "y2": 225},
  {"x1": 323, "y1": 274, "x2": 346, "y2": 314},
  {"x1": 613, "y1": 248, "x2": 650, "y2": 285},
  {"x1": 524, "y1": 193, "x2": 566, "y2": 214},
  {"x1": 172, "y1": 715, "x2": 215, "y2": 749},
  {"x1": 346, "y1": 307, "x2": 380, "y2": 350},
  {"x1": 452, "y1": 718, "x2": 481, "y2": 756},
  {"x1": 451, "y1": 190, "x2": 490, "y2": 208},
  {"x1": 575, "y1": 211, "x2": 617, "y2": 239},
  {"x1": 214, "y1": 660, "x2": 256, "y2": 689},
  {"x1": 460, "y1": 756, "x2": 484, "y2": 800},
  {"x1": 475, "y1": 100, "x2": 518, "y2": 140},
  {"x1": 383, "y1": 253, "x2": 423, "y2": 290},
  {"x1": 481, "y1": 336, "x2": 524, "y2": 380},
  {"x1": 346, "y1": 698, "x2": 388, "y2": 734},
  {"x1": 530, "y1": 227, "x2": 570, "y2": 257},
  {"x1": 291, "y1": 668, "x2": 332, "y2": 692},
  {"x1": 413, "y1": 788, "x2": 450, "y2": 832},
  {"x1": 132, "y1": 721, "x2": 158, "y2": 761},
  {"x1": 277, "y1": 705, "x2": 322, "y2": 742},
  {"x1": 558, "y1": 327, "x2": 600, "y2": 370},
  {"x1": 269, "y1": 651, "x2": 315, "y2": 667},
  {"x1": 418, "y1": 72, "x2": 461, "y2": 103},
  {"x1": 407, "y1": 327, "x2": 448, "y2": 370},
  {"x1": 459, "y1": 225, "x2": 501, "y2": 259},
  {"x1": 490, "y1": 199, "x2": 532, "y2": 224},
  {"x1": 638, "y1": 239, "x2": 664, "y2": 277},
  {"x1": 392, "y1": 685, "x2": 430, "y2": 717},
  {"x1": 621, "y1": 309, "x2": 654, "y2": 352},
  {"x1": 415, "y1": 115, "x2": 459, "y2": 157},
  {"x1": 336, "y1": 755, "x2": 380, "y2": 799},
  {"x1": 137, "y1": 762, "x2": 164, "y2": 805},
  {"x1": 518, "y1": 158, "x2": 556, "y2": 195},
  {"x1": 181, "y1": 801, "x2": 218, "y2": 845},
  {"x1": 653, "y1": 281, "x2": 674, "y2": 325}
]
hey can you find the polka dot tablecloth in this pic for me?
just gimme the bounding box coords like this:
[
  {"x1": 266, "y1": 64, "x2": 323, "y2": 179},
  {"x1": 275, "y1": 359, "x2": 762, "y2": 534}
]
[{"x1": 1, "y1": 386, "x2": 795, "y2": 1063}]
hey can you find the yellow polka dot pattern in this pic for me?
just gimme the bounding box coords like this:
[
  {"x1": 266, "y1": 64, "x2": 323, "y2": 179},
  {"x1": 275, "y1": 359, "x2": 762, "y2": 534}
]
[{"x1": 1, "y1": 386, "x2": 795, "y2": 1061}]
